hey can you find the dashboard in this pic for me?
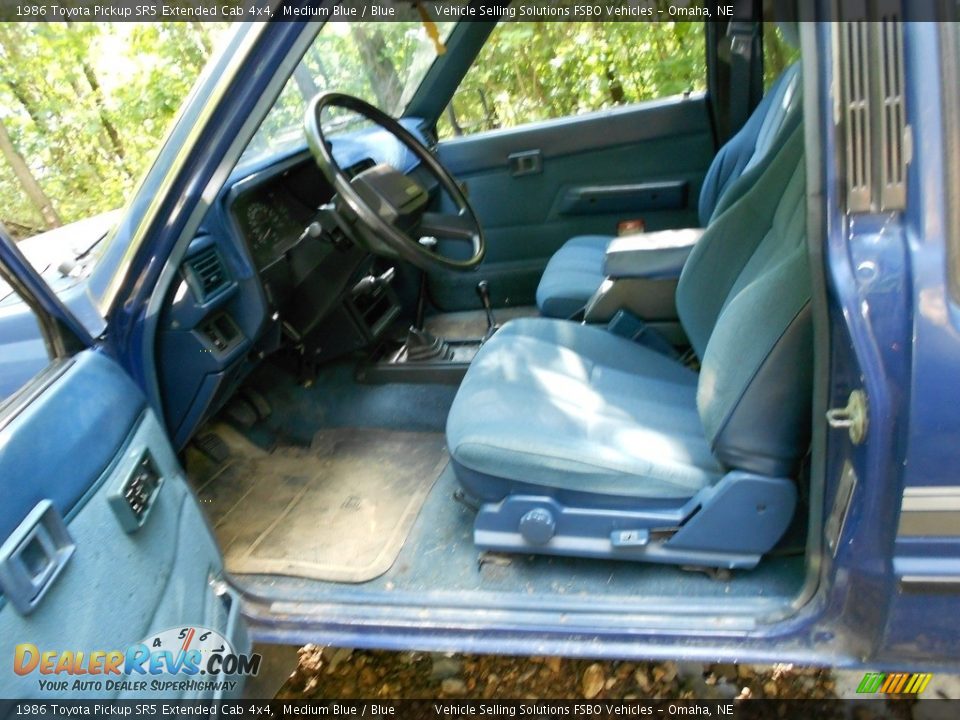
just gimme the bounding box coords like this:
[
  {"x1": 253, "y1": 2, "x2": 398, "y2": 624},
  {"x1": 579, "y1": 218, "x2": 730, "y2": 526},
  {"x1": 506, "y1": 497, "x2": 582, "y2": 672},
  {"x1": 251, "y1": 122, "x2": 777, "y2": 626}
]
[
  {"x1": 156, "y1": 123, "x2": 428, "y2": 449},
  {"x1": 234, "y1": 188, "x2": 310, "y2": 269},
  {"x1": 230, "y1": 158, "x2": 332, "y2": 270},
  {"x1": 231, "y1": 156, "x2": 377, "y2": 271}
]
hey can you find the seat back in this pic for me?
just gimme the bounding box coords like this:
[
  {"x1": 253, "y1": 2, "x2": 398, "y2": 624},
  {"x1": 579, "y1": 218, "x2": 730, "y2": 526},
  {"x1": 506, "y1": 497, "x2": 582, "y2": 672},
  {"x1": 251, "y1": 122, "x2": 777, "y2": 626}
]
[
  {"x1": 698, "y1": 62, "x2": 803, "y2": 226},
  {"x1": 678, "y1": 122, "x2": 812, "y2": 476}
]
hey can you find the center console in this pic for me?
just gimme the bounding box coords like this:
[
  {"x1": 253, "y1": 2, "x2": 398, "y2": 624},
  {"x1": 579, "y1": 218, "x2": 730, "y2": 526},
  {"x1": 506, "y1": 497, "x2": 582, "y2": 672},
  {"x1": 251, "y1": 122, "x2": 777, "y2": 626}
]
[
  {"x1": 356, "y1": 280, "x2": 498, "y2": 385},
  {"x1": 583, "y1": 228, "x2": 703, "y2": 344}
]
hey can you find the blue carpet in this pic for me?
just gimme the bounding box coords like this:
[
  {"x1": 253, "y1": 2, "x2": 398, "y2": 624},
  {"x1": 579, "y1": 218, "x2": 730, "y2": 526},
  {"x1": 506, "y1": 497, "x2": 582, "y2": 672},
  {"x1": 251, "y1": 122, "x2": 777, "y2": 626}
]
[{"x1": 231, "y1": 358, "x2": 807, "y2": 609}]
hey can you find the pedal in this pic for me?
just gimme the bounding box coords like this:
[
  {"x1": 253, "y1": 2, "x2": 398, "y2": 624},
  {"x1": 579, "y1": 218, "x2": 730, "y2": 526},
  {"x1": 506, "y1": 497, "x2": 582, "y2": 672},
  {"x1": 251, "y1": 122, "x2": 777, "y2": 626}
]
[
  {"x1": 193, "y1": 433, "x2": 230, "y2": 463},
  {"x1": 224, "y1": 398, "x2": 258, "y2": 429},
  {"x1": 241, "y1": 388, "x2": 272, "y2": 420}
]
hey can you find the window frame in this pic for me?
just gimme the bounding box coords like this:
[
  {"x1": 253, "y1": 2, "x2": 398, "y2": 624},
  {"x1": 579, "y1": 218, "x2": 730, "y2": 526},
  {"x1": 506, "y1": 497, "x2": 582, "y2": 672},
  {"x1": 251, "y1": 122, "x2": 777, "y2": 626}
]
[
  {"x1": 239, "y1": 15, "x2": 462, "y2": 164},
  {"x1": 0, "y1": 227, "x2": 89, "y2": 420}
]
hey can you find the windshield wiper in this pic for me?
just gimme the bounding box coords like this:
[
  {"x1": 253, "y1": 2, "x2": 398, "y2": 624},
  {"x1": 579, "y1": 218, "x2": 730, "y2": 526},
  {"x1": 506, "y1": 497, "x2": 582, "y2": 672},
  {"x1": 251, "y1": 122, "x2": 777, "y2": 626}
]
[{"x1": 74, "y1": 227, "x2": 113, "y2": 261}]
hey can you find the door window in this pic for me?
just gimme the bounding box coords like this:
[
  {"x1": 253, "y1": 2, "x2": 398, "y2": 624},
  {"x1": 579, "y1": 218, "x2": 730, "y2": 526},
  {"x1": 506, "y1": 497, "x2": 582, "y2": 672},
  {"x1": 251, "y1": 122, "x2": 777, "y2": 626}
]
[
  {"x1": 438, "y1": 22, "x2": 706, "y2": 138},
  {"x1": 0, "y1": 256, "x2": 59, "y2": 404}
]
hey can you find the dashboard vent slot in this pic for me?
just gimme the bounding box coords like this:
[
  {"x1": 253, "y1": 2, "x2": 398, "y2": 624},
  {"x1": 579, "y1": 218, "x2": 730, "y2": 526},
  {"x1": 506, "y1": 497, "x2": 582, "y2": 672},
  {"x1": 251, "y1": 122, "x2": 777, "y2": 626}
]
[
  {"x1": 184, "y1": 247, "x2": 228, "y2": 301},
  {"x1": 839, "y1": 21, "x2": 872, "y2": 213},
  {"x1": 877, "y1": 15, "x2": 908, "y2": 210}
]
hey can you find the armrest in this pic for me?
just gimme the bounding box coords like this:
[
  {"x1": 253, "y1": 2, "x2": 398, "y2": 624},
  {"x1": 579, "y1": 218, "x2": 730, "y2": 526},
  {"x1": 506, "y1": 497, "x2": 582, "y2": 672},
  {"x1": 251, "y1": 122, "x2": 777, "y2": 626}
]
[{"x1": 603, "y1": 228, "x2": 704, "y2": 279}]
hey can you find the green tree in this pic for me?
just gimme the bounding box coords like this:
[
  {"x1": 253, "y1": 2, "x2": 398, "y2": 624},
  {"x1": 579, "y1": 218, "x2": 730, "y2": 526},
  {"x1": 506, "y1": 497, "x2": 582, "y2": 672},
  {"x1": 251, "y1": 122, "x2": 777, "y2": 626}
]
[
  {"x1": 0, "y1": 22, "x2": 229, "y2": 238},
  {"x1": 0, "y1": 20, "x2": 715, "y2": 240},
  {"x1": 440, "y1": 21, "x2": 707, "y2": 138},
  {"x1": 0, "y1": 117, "x2": 61, "y2": 229}
]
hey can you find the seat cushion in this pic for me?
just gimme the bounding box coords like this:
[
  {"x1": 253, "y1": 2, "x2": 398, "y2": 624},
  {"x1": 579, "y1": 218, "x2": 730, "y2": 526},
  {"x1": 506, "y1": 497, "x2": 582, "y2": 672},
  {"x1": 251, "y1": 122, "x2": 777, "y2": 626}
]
[
  {"x1": 446, "y1": 318, "x2": 724, "y2": 502},
  {"x1": 534, "y1": 235, "x2": 610, "y2": 318}
]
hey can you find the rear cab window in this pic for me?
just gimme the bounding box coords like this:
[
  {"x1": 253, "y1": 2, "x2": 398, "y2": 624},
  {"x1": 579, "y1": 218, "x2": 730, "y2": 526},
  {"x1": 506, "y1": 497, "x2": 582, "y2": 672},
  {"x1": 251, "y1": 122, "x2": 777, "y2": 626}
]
[{"x1": 763, "y1": 22, "x2": 801, "y2": 89}]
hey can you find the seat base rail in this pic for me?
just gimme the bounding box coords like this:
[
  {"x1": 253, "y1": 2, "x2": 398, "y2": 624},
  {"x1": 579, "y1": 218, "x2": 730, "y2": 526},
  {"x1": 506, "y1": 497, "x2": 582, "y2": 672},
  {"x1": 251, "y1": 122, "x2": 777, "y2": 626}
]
[{"x1": 473, "y1": 472, "x2": 797, "y2": 570}]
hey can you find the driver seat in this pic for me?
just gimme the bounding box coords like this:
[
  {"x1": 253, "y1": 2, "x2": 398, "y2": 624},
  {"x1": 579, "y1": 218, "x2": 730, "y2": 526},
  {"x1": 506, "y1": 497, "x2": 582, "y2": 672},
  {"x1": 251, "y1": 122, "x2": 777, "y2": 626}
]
[{"x1": 445, "y1": 122, "x2": 810, "y2": 569}]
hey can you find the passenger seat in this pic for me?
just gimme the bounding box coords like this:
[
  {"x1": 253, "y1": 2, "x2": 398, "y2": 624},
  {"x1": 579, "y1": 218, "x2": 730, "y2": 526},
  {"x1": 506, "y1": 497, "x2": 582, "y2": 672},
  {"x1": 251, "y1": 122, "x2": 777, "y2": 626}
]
[{"x1": 536, "y1": 62, "x2": 802, "y2": 319}]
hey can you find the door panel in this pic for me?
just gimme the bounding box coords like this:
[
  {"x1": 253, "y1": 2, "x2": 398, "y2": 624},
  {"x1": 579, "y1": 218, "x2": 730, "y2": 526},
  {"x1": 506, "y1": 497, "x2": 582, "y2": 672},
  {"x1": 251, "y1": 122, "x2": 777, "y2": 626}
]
[
  {"x1": 0, "y1": 351, "x2": 246, "y2": 699},
  {"x1": 0, "y1": 353, "x2": 144, "y2": 542},
  {"x1": 431, "y1": 96, "x2": 715, "y2": 309}
]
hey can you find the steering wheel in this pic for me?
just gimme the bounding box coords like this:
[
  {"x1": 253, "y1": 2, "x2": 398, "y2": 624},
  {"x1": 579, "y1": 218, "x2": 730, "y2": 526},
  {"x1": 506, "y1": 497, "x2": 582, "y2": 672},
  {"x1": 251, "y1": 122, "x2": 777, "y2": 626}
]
[{"x1": 305, "y1": 92, "x2": 485, "y2": 272}]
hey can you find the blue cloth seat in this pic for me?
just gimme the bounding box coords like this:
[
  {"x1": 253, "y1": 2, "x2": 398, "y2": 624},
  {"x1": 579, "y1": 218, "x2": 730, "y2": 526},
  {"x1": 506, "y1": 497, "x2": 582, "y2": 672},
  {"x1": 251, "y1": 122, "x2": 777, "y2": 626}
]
[
  {"x1": 449, "y1": 318, "x2": 723, "y2": 502},
  {"x1": 533, "y1": 236, "x2": 612, "y2": 319},
  {"x1": 536, "y1": 63, "x2": 802, "y2": 318},
  {"x1": 447, "y1": 116, "x2": 811, "y2": 563}
]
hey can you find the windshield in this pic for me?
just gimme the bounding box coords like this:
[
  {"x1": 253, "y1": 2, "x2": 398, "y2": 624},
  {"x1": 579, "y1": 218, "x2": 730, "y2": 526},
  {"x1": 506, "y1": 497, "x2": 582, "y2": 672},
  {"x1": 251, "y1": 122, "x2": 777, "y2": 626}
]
[{"x1": 241, "y1": 12, "x2": 457, "y2": 164}]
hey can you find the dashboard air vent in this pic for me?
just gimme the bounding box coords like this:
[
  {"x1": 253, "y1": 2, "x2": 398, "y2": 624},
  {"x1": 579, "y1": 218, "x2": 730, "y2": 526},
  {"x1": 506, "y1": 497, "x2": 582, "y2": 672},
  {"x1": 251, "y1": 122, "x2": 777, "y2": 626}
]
[{"x1": 184, "y1": 247, "x2": 229, "y2": 301}]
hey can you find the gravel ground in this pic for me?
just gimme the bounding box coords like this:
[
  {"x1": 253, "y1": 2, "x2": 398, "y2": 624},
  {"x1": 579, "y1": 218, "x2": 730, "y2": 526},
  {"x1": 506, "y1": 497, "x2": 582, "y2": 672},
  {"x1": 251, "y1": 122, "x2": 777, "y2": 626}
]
[
  {"x1": 263, "y1": 646, "x2": 960, "y2": 706},
  {"x1": 276, "y1": 647, "x2": 841, "y2": 700}
]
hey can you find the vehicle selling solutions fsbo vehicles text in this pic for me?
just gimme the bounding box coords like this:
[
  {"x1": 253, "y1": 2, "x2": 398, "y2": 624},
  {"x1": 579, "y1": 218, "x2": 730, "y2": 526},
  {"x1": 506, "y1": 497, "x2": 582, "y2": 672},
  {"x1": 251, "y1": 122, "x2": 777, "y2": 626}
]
[{"x1": 429, "y1": 3, "x2": 732, "y2": 19}]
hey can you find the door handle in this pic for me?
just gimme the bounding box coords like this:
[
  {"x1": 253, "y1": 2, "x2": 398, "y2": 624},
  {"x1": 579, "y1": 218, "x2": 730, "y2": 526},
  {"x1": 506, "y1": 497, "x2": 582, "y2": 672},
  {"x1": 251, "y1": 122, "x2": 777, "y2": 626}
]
[
  {"x1": 0, "y1": 500, "x2": 75, "y2": 615},
  {"x1": 508, "y1": 150, "x2": 542, "y2": 177}
]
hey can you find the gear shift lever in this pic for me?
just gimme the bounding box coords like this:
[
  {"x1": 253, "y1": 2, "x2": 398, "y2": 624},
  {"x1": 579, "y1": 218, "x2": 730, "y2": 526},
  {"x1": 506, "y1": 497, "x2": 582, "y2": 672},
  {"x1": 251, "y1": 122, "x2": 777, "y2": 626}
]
[{"x1": 476, "y1": 280, "x2": 498, "y2": 340}]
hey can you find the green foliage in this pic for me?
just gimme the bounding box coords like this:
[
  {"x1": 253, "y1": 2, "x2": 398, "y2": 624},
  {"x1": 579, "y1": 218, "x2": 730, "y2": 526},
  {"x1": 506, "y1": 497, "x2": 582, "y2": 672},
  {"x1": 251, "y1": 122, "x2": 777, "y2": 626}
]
[
  {"x1": 439, "y1": 21, "x2": 706, "y2": 138},
  {"x1": 0, "y1": 20, "x2": 792, "y2": 240},
  {"x1": 763, "y1": 23, "x2": 801, "y2": 90},
  {"x1": 244, "y1": 21, "x2": 453, "y2": 162},
  {"x1": 0, "y1": 22, "x2": 229, "y2": 237}
]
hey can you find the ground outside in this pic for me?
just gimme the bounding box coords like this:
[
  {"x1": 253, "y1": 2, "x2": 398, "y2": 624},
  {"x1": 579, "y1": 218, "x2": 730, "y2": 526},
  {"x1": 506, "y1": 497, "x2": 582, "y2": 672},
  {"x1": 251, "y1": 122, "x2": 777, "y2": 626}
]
[{"x1": 239, "y1": 644, "x2": 960, "y2": 716}]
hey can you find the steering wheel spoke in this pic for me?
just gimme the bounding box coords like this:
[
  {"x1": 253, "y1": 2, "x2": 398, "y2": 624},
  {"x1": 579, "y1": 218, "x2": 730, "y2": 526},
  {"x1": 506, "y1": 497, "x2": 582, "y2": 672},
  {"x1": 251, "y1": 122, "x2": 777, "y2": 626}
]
[{"x1": 417, "y1": 211, "x2": 477, "y2": 242}]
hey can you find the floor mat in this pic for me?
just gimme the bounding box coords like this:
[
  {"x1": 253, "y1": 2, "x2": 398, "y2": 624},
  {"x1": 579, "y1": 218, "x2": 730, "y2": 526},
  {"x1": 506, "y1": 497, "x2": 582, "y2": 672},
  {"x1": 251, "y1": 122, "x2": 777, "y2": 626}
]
[{"x1": 192, "y1": 426, "x2": 448, "y2": 583}]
